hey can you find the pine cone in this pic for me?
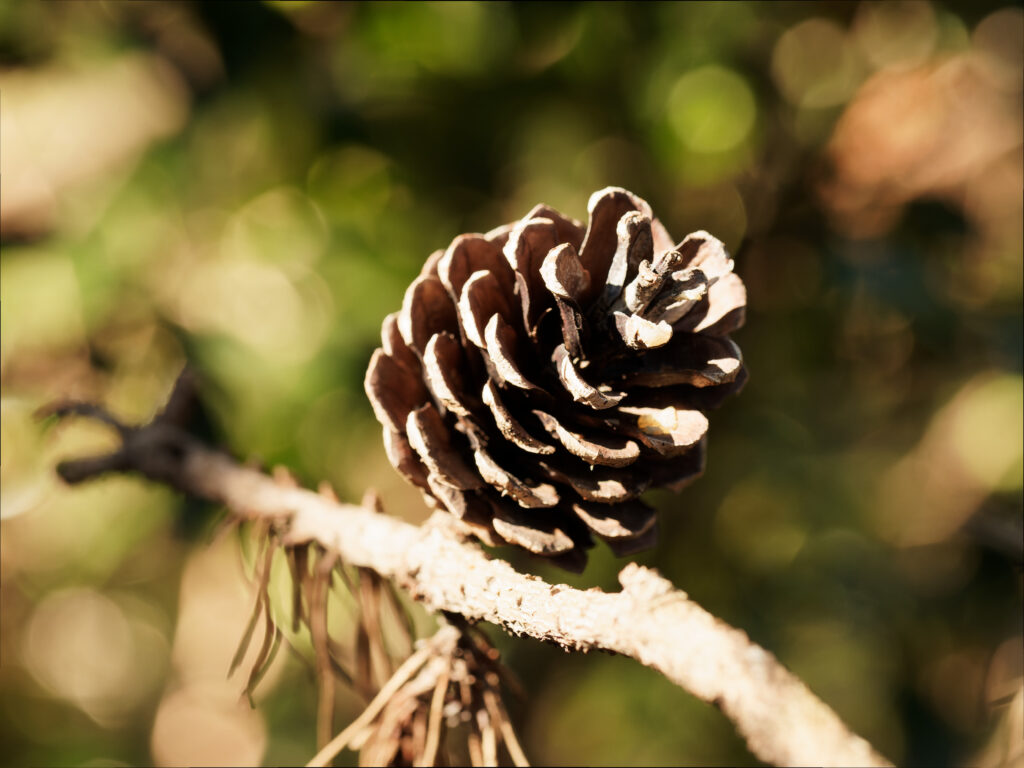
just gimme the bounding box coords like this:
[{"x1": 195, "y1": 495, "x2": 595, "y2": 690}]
[{"x1": 365, "y1": 187, "x2": 747, "y2": 570}]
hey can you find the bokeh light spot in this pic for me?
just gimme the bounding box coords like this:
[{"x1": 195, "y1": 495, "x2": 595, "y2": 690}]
[
  {"x1": 852, "y1": 1, "x2": 938, "y2": 72},
  {"x1": 973, "y1": 7, "x2": 1024, "y2": 91},
  {"x1": 949, "y1": 374, "x2": 1023, "y2": 493},
  {"x1": 772, "y1": 19, "x2": 864, "y2": 108},
  {"x1": 151, "y1": 685, "x2": 266, "y2": 767},
  {"x1": 176, "y1": 260, "x2": 332, "y2": 365},
  {"x1": 667, "y1": 66, "x2": 756, "y2": 154},
  {"x1": 715, "y1": 476, "x2": 806, "y2": 571},
  {"x1": 21, "y1": 588, "x2": 166, "y2": 725},
  {"x1": 307, "y1": 145, "x2": 394, "y2": 227},
  {"x1": 220, "y1": 186, "x2": 328, "y2": 269},
  {"x1": 0, "y1": 251, "x2": 85, "y2": 365}
]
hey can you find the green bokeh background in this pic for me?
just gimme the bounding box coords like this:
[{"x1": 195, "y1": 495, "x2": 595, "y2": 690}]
[{"x1": 1, "y1": 2, "x2": 1021, "y2": 766}]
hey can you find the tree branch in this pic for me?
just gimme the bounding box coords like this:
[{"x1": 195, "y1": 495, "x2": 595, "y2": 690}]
[{"x1": 52, "y1": 405, "x2": 891, "y2": 768}]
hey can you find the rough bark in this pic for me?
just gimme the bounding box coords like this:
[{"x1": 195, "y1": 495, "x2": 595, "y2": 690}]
[{"x1": 53, "y1": 410, "x2": 891, "y2": 768}]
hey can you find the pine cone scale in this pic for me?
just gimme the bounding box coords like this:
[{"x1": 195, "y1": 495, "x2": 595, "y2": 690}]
[
  {"x1": 470, "y1": 443, "x2": 559, "y2": 509},
  {"x1": 382, "y1": 425, "x2": 430, "y2": 491},
  {"x1": 491, "y1": 506, "x2": 578, "y2": 556},
  {"x1": 522, "y1": 203, "x2": 586, "y2": 248},
  {"x1": 616, "y1": 405, "x2": 709, "y2": 457},
  {"x1": 532, "y1": 409, "x2": 640, "y2": 467},
  {"x1": 577, "y1": 189, "x2": 653, "y2": 306},
  {"x1": 366, "y1": 348, "x2": 428, "y2": 434},
  {"x1": 406, "y1": 403, "x2": 481, "y2": 492},
  {"x1": 678, "y1": 272, "x2": 747, "y2": 335},
  {"x1": 483, "y1": 314, "x2": 539, "y2": 391},
  {"x1": 613, "y1": 333, "x2": 743, "y2": 388},
  {"x1": 422, "y1": 332, "x2": 475, "y2": 419},
  {"x1": 482, "y1": 380, "x2": 555, "y2": 456},
  {"x1": 535, "y1": 457, "x2": 648, "y2": 503},
  {"x1": 551, "y1": 344, "x2": 626, "y2": 409},
  {"x1": 398, "y1": 275, "x2": 458, "y2": 354},
  {"x1": 504, "y1": 217, "x2": 565, "y2": 335},
  {"x1": 381, "y1": 313, "x2": 421, "y2": 374},
  {"x1": 440, "y1": 232, "x2": 515, "y2": 301},
  {"x1": 539, "y1": 242, "x2": 590, "y2": 302},
  {"x1": 572, "y1": 498, "x2": 657, "y2": 540}
]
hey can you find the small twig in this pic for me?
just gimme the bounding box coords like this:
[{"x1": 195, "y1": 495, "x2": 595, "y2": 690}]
[
  {"x1": 467, "y1": 728, "x2": 485, "y2": 768},
  {"x1": 38, "y1": 401, "x2": 130, "y2": 435},
  {"x1": 228, "y1": 524, "x2": 275, "y2": 680},
  {"x1": 312, "y1": 550, "x2": 340, "y2": 749},
  {"x1": 477, "y1": 707, "x2": 498, "y2": 767},
  {"x1": 483, "y1": 689, "x2": 529, "y2": 768},
  {"x1": 419, "y1": 666, "x2": 450, "y2": 767}
]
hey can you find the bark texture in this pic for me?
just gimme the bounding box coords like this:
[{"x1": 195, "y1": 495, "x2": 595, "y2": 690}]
[{"x1": 54, "y1": 413, "x2": 891, "y2": 768}]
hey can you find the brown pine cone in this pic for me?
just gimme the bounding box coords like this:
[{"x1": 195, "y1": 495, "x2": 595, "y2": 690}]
[{"x1": 365, "y1": 187, "x2": 747, "y2": 570}]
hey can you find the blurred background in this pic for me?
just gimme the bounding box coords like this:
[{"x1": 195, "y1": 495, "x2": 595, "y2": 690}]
[{"x1": 1, "y1": 1, "x2": 1021, "y2": 765}]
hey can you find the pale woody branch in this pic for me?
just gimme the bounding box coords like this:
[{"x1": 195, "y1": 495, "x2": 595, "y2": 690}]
[{"x1": 52, "y1": 404, "x2": 891, "y2": 768}]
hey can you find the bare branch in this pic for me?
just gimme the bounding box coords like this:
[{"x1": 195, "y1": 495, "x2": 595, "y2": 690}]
[
  {"x1": 53, "y1": 406, "x2": 891, "y2": 768},
  {"x1": 39, "y1": 401, "x2": 131, "y2": 435}
]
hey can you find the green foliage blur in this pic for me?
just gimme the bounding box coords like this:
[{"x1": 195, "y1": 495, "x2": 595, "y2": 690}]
[{"x1": 1, "y1": 2, "x2": 1021, "y2": 766}]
